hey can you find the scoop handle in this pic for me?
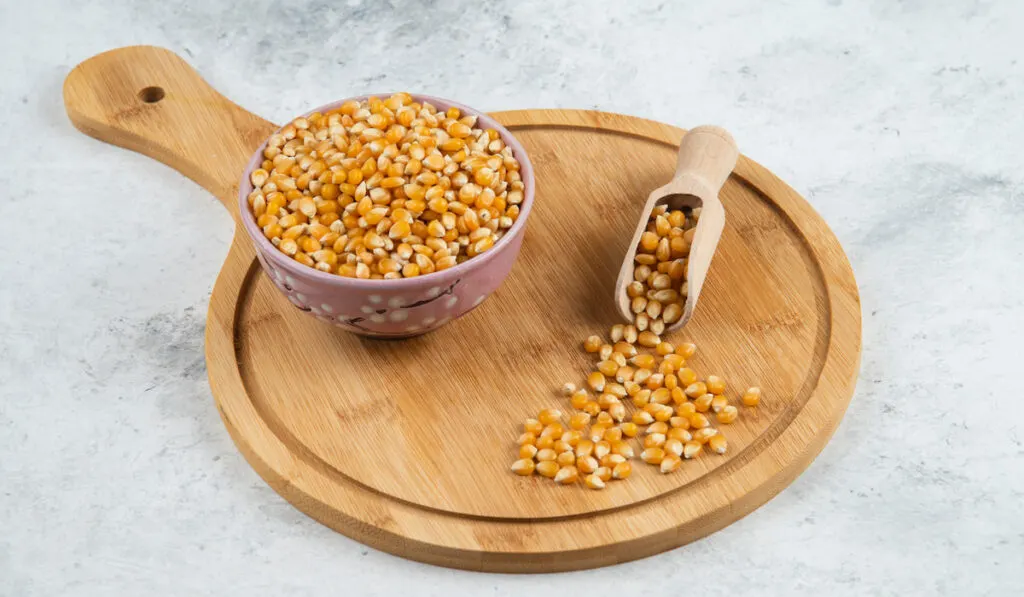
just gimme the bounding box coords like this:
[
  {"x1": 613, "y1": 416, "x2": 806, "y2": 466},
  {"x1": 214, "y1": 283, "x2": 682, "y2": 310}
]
[{"x1": 670, "y1": 125, "x2": 739, "y2": 199}]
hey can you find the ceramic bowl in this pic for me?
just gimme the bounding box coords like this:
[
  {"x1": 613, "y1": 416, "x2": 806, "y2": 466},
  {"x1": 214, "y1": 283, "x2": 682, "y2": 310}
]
[{"x1": 237, "y1": 94, "x2": 535, "y2": 338}]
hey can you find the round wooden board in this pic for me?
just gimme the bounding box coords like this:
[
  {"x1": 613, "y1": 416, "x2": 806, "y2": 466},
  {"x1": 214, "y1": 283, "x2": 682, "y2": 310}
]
[{"x1": 64, "y1": 47, "x2": 861, "y2": 574}]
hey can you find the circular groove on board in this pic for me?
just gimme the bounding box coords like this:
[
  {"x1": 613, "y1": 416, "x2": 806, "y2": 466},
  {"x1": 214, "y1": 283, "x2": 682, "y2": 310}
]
[{"x1": 209, "y1": 110, "x2": 860, "y2": 571}]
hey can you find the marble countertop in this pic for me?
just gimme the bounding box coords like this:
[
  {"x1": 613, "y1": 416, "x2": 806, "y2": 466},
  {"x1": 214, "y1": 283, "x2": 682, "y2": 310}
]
[{"x1": 2, "y1": 0, "x2": 1021, "y2": 595}]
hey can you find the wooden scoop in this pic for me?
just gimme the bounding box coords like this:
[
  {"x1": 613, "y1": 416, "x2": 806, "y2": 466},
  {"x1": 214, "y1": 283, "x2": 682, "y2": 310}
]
[{"x1": 614, "y1": 125, "x2": 739, "y2": 332}]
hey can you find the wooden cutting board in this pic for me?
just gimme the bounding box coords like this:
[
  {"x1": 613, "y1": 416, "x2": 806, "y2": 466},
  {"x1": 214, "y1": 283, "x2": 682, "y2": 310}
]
[{"x1": 63, "y1": 46, "x2": 861, "y2": 573}]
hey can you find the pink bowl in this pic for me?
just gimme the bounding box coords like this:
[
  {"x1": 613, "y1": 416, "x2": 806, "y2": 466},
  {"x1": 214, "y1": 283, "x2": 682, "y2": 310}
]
[{"x1": 238, "y1": 94, "x2": 535, "y2": 338}]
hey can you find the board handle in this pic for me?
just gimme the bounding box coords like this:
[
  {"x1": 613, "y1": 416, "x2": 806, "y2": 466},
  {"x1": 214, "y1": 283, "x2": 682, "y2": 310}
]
[
  {"x1": 63, "y1": 45, "x2": 277, "y2": 218},
  {"x1": 668, "y1": 125, "x2": 739, "y2": 200}
]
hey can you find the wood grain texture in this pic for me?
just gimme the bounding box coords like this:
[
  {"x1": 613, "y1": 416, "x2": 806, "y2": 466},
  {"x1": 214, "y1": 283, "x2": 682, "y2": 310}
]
[{"x1": 63, "y1": 46, "x2": 861, "y2": 573}]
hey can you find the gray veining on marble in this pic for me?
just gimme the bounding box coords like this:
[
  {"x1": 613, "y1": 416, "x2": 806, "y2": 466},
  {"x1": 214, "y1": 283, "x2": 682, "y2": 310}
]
[{"x1": 1, "y1": 0, "x2": 1022, "y2": 595}]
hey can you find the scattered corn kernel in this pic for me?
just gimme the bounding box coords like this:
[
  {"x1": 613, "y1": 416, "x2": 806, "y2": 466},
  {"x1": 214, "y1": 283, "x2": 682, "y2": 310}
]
[
  {"x1": 536, "y1": 461, "x2": 560, "y2": 478},
  {"x1": 511, "y1": 459, "x2": 535, "y2": 476},
  {"x1": 742, "y1": 386, "x2": 762, "y2": 407},
  {"x1": 554, "y1": 465, "x2": 578, "y2": 484},
  {"x1": 717, "y1": 405, "x2": 739, "y2": 424},
  {"x1": 660, "y1": 453, "x2": 682, "y2": 473},
  {"x1": 708, "y1": 432, "x2": 728, "y2": 454},
  {"x1": 584, "y1": 473, "x2": 606, "y2": 489}
]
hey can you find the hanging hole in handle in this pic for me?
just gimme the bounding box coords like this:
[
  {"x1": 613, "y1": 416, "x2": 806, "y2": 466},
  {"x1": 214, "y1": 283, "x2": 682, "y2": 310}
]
[{"x1": 138, "y1": 86, "x2": 165, "y2": 103}]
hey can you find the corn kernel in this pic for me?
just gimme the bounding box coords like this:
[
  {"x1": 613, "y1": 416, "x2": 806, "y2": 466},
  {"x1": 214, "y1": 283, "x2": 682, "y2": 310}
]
[
  {"x1": 583, "y1": 335, "x2": 602, "y2": 352},
  {"x1": 683, "y1": 441, "x2": 702, "y2": 459},
  {"x1": 578, "y1": 455, "x2": 598, "y2": 474},
  {"x1": 706, "y1": 375, "x2": 726, "y2": 395},
  {"x1": 667, "y1": 427, "x2": 692, "y2": 443},
  {"x1": 660, "y1": 453, "x2": 682, "y2": 473},
  {"x1": 536, "y1": 461, "x2": 560, "y2": 478},
  {"x1": 511, "y1": 459, "x2": 535, "y2": 476},
  {"x1": 518, "y1": 444, "x2": 537, "y2": 459},
  {"x1": 717, "y1": 405, "x2": 739, "y2": 424},
  {"x1": 612, "y1": 461, "x2": 632, "y2": 480},
  {"x1": 742, "y1": 387, "x2": 762, "y2": 407},
  {"x1": 620, "y1": 422, "x2": 639, "y2": 437},
  {"x1": 708, "y1": 432, "x2": 728, "y2": 454},
  {"x1": 538, "y1": 408, "x2": 561, "y2": 425},
  {"x1": 641, "y1": 447, "x2": 665, "y2": 465},
  {"x1": 694, "y1": 393, "x2": 714, "y2": 413},
  {"x1": 685, "y1": 382, "x2": 708, "y2": 398},
  {"x1": 595, "y1": 466, "x2": 612, "y2": 482},
  {"x1": 584, "y1": 473, "x2": 606, "y2": 489}
]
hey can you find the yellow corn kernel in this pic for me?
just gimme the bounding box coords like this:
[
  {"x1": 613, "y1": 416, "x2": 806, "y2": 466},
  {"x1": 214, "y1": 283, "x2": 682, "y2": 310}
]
[
  {"x1": 685, "y1": 382, "x2": 708, "y2": 399},
  {"x1": 632, "y1": 354, "x2": 656, "y2": 369},
  {"x1": 663, "y1": 372, "x2": 679, "y2": 393},
  {"x1": 694, "y1": 393, "x2": 714, "y2": 413},
  {"x1": 717, "y1": 405, "x2": 739, "y2": 424},
  {"x1": 610, "y1": 324, "x2": 625, "y2": 342},
  {"x1": 669, "y1": 416, "x2": 691, "y2": 430},
  {"x1": 511, "y1": 459, "x2": 535, "y2": 476},
  {"x1": 637, "y1": 331, "x2": 660, "y2": 347},
  {"x1": 643, "y1": 433, "x2": 666, "y2": 449},
  {"x1": 655, "y1": 342, "x2": 675, "y2": 356},
  {"x1": 536, "y1": 448, "x2": 557, "y2": 462},
  {"x1": 582, "y1": 401, "x2": 601, "y2": 417},
  {"x1": 662, "y1": 303, "x2": 683, "y2": 324},
  {"x1": 633, "y1": 368, "x2": 652, "y2": 385},
  {"x1": 575, "y1": 440, "x2": 595, "y2": 459},
  {"x1": 641, "y1": 447, "x2": 665, "y2": 465},
  {"x1": 659, "y1": 453, "x2": 682, "y2": 473},
  {"x1": 632, "y1": 410, "x2": 655, "y2": 425},
  {"x1": 570, "y1": 389, "x2": 590, "y2": 410},
  {"x1": 553, "y1": 439, "x2": 573, "y2": 454},
  {"x1": 598, "y1": 344, "x2": 614, "y2": 361},
  {"x1": 595, "y1": 411, "x2": 614, "y2": 427},
  {"x1": 583, "y1": 335, "x2": 602, "y2": 352},
  {"x1": 612, "y1": 342, "x2": 637, "y2": 359},
  {"x1": 577, "y1": 455, "x2": 598, "y2": 474},
  {"x1": 646, "y1": 421, "x2": 669, "y2": 436},
  {"x1": 587, "y1": 371, "x2": 606, "y2": 392},
  {"x1": 671, "y1": 387, "x2": 687, "y2": 405},
  {"x1": 706, "y1": 375, "x2": 726, "y2": 395},
  {"x1": 595, "y1": 466, "x2": 612, "y2": 482},
  {"x1": 708, "y1": 432, "x2": 728, "y2": 454},
  {"x1": 597, "y1": 360, "x2": 619, "y2": 377},
  {"x1": 600, "y1": 453, "x2": 626, "y2": 469},
  {"x1": 536, "y1": 436, "x2": 554, "y2": 450},
  {"x1": 569, "y1": 412, "x2": 591, "y2": 430},
  {"x1": 612, "y1": 461, "x2": 632, "y2": 480},
  {"x1": 667, "y1": 427, "x2": 692, "y2": 443},
  {"x1": 615, "y1": 366, "x2": 635, "y2": 383},
  {"x1": 653, "y1": 405, "x2": 673, "y2": 422},
  {"x1": 540, "y1": 423, "x2": 564, "y2": 439},
  {"x1": 593, "y1": 440, "x2": 611, "y2": 460},
  {"x1": 622, "y1": 325, "x2": 638, "y2": 344},
  {"x1": 536, "y1": 461, "x2": 559, "y2": 478},
  {"x1": 683, "y1": 441, "x2": 702, "y2": 459},
  {"x1": 650, "y1": 388, "x2": 671, "y2": 405},
  {"x1": 692, "y1": 427, "x2": 718, "y2": 444},
  {"x1": 631, "y1": 389, "x2": 651, "y2": 408},
  {"x1": 711, "y1": 394, "x2": 729, "y2": 413},
  {"x1": 554, "y1": 465, "x2": 578, "y2": 485},
  {"x1": 662, "y1": 354, "x2": 685, "y2": 371},
  {"x1": 676, "y1": 342, "x2": 697, "y2": 358},
  {"x1": 620, "y1": 422, "x2": 639, "y2": 438},
  {"x1": 517, "y1": 432, "x2": 536, "y2": 446},
  {"x1": 608, "y1": 402, "x2": 626, "y2": 423},
  {"x1": 524, "y1": 419, "x2": 543, "y2": 435},
  {"x1": 556, "y1": 452, "x2": 576, "y2": 468},
  {"x1": 742, "y1": 387, "x2": 762, "y2": 407},
  {"x1": 639, "y1": 231, "x2": 659, "y2": 252},
  {"x1": 646, "y1": 373, "x2": 665, "y2": 390},
  {"x1": 605, "y1": 383, "x2": 627, "y2": 399},
  {"x1": 518, "y1": 444, "x2": 538, "y2": 459},
  {"x1": 538, "y1": 408, "x2": 561, "y2": 425},
  {"x1": 677, "y1": 367, "x2": 698, "y2": 386},
  {"x1": 584, "y1": 473, "x2": 606, "y2": 489},
  {"x1": 561, "y1": 430, "x2": 582, "y2": 447},
  {"x1": 611, "y1": 440, "x2": 634, "y2": 459},
  {"x1": 603, "y1": 426, "x2": 624, "y2": 443},
  {"x1": 689, "y1": 412, "x2": 710, "y2": 429}
]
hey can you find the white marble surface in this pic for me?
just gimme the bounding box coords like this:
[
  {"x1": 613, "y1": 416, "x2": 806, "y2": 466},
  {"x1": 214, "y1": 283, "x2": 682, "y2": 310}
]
[{"x1": 2, "y1": 0, "x2": 1022, "y2": 594}]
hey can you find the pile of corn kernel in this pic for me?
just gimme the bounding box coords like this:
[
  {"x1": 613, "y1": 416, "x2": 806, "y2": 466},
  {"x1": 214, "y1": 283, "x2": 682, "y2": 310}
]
[
  {"x1": 511, "y1": 327, "x2": 762, "y2": 489},
  {"x1": 245, "y1": 92, "x2": 523, "y2": 278},
  {"x1": 625, "y1": 204, "x2": 699, "y2": 335}
]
